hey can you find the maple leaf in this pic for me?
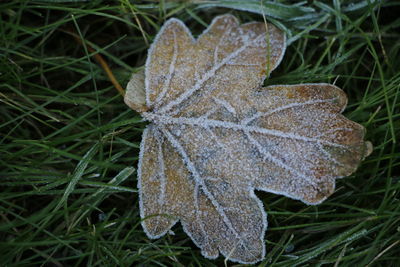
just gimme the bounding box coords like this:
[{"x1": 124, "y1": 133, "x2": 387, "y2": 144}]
[{"x1": 124, "y1": 15, "x2": 372, "y2": 264}]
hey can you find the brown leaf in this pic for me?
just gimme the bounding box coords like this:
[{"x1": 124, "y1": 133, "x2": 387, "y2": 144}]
[{"x1": 125, "y1": 14, "x2": 372, "y2": 264}]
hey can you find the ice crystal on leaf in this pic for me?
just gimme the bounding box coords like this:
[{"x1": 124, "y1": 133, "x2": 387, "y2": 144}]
[{"x1": 124, "y1": 14, "x2": 372, "y2": 264}]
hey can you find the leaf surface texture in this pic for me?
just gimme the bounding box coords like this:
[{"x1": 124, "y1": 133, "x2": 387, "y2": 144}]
[{"x1": 126, "y1": 14, "x2": 371, "y2": 264}]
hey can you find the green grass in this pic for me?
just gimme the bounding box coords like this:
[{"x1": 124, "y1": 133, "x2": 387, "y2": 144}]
[{"x1": 1, "y1": 0, "x2": 399, "y2": 266}]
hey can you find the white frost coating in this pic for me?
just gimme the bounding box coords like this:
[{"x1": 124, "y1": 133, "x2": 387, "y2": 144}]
[
  {"x1": 137, "y1": 127, "x2": 148, "y2": 235},
  {"x1": 161, "y1": 127, "x2": 265, "y2": 262},
  {"x1": 316, "y1": 143, "x2": 345, "y2": 167},
  {"x1": 181, "y1": 220, "x2": 219, "y2": 260},
  {"x1": 138, "y1": 126, "x2": 178, "y2": 239},
  {"x1": 226, "y1": 62, "x2": 262, "y2": 67},
  {"x1": 244, "y1": 130, "x2": 317, "y2": 186},
  {"x1": 266, "y1": 83, "x2": 348, "y2": 113},
  {"x1": 241, "y1": 98, "x2": 336, "y2": 125},
  {"x1": 198, "y1": 14, "x2": 238, "y2": 39},
  {"x1": 244, "y1": 188, "x2": 267, "y2": 263},
  {"x1": 137, "y1": 126, "x2": 163, "y2": 239},
  {"x1": 161, "y1": 128, "x2": 243, "y2": 240},
  {"x1": 131, "y1": 14, "x2": 369, "y2": 264},
  {"x1": 314, "y1": 127, "x2": 354, "y2": 139},
  {"x1": 213, "y1": 97, "x2": 237, "y2": 115},
  {"x1": 214, "y1": 27, "x2": 232, "y2": 65},
  {"x1": 204, "y1": 127, "x2": 226, "y2": 150},
  {"x1": 269, "y1": 31, "x2": 286, "y2": 74},
  {"x1": 153, "y1": 29, "x2": 179, "y2": 109},
  {"x1": 192, "y1": 182, "x2": 210, "y2": 249},
  {"x1": 256, "y1": 184, "x2": 331, "y2": 206},
  {"x1": 143, "y1": 113, "x2": 348, "y2": 149},
  {"x1": 157, "y1": 34, "x2": 265, "y2": 114},
  {"x1": 145, "y1": 18, "x2": 195, "y2": 107},
  {"x1": 156, "y1": 137, "x2": 166, "y2": 205},
  {"x1": 199, "y1": 106, "x2": 218, "y2": 119}
]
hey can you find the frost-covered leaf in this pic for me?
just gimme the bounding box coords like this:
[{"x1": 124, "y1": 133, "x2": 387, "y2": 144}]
[{"x1": 125, "y1": 14, "x2": 371, "y2": 264}]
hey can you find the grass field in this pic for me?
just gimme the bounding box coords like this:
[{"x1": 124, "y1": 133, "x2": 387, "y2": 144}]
[{"x1": 1, "y1": 0, "x2": 399, "y2": 266}]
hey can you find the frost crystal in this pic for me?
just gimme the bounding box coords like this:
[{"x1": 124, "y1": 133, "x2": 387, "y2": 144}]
[{"x1": 125, "y1": 14, "x2": 372, "y2": 264}]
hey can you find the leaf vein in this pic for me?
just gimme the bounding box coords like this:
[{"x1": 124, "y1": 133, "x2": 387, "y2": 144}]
[
  {"x1": 161, "y1": 127, "x2": 251, "y2": 248},
  {"x1": 244, "y1": 131, "x2": 317, "y2": 186},
  {"x1": 146, "y1": 113, "x2": 347, "y2": 148},
  {"x1": 241, "y1": 98, "x2": 336, "y2": 125},
  {"x1": 152, "y1": 30, "x2": 179, "y2": 108},
  {"x1": 158, "y1": 34, "x2": 265, "y2": 113}
]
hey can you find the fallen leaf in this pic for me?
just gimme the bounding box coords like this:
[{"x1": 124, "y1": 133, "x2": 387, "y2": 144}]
[{"x1": 125, "y1": 14, "x2": 372, "y2": 264}]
